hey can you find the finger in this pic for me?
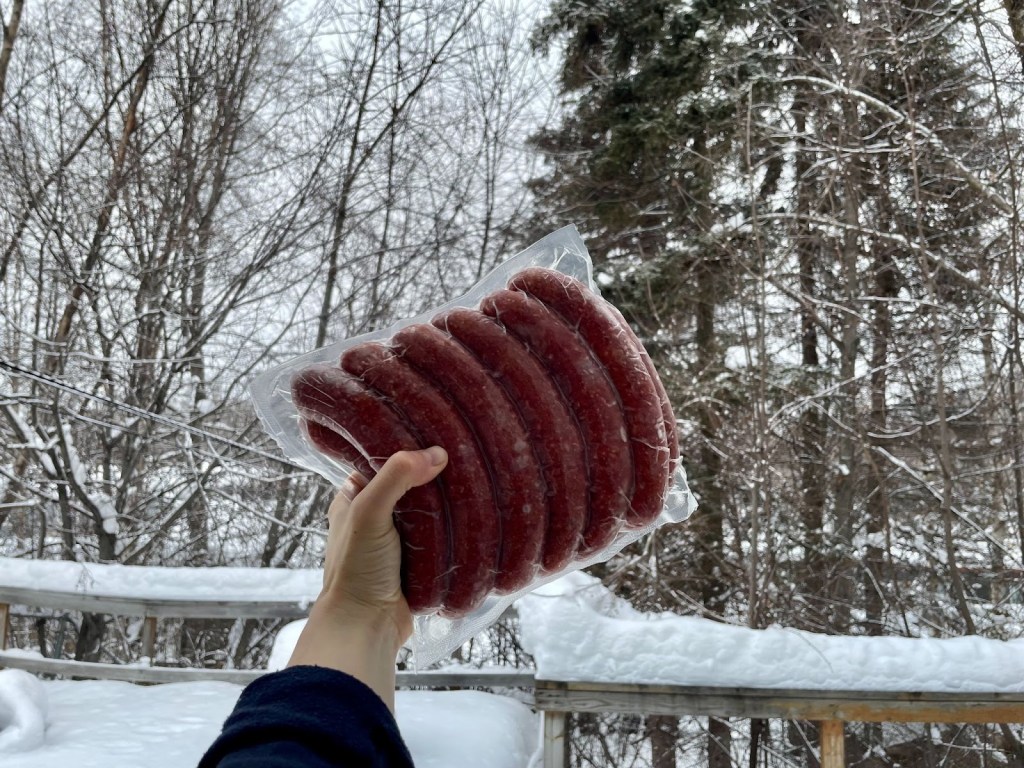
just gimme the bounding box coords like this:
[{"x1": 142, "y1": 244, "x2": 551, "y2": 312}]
[
  {"x1": 326, "y1": 471, "x2": 370, "y2": 530},
  {"x1": 341, "y1": 470, "x2": 369, "y2": 501},
  {"x1": 349, "y1": 447, "x2": 447, "y2": 532}
]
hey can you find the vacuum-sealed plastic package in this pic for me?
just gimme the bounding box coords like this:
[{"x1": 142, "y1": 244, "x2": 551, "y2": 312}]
[{"x1": 250, "y1": 225, "x2": 697, "y2": 665}]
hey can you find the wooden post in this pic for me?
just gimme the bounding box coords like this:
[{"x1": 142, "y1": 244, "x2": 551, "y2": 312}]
[
  {"x1": 0, "y1": 602, "x2": 9, "y2": 651},
  {"x1": 543, "y1": 710, "x2": 569, "y2": 768},
  {"x1": 141, "y1": 616, "x2": 157, "y2": 665},
  {"x1": 820, "y1": 720, "x2": 845, "y2": 768}
]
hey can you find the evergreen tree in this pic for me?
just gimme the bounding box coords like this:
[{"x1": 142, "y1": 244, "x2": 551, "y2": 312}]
[
  {"x1": 530, "y1": 0, "x2": 764, "y2": 606},
  {"x1": 530, "y1": 0, "x2": 1022, "y2": 762},
  {"x1": 529, "y1": 2, "x2": 766, "y2": 766}
]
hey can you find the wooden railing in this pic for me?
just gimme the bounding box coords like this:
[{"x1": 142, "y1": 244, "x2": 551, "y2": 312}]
[
  {"x1": 0, "y1": 583, "x2": 535, "y2": 688},
  {"x1": 0, "y1": 582, "x2": 312, "y2": 675},
  {"x1": 2, "y1": 584, "x2": 1022, "y2": 767},
  {"x1": 533, "y1": 681, "x2": 1024, "y2": 768}
]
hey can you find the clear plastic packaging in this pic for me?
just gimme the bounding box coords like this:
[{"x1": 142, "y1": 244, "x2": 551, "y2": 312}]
[{"x1": 250, "y1": 225, "x2": 696, "y2": 665}]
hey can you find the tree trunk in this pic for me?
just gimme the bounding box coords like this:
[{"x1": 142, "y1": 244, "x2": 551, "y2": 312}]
[
  {"x1": 46, "y1": 0, "x2": 170, "y2": 374},
  {"x1": 74, "y1": 612, "x2": 106, "y2": 663},
  {"x1": 864, "y1": 190, "x2": 897, "y2": 635},
  {"x1": 646, "y1": 715, "x2": 677, "y2": 768},
  {"x1": 830, "y1": 91, "x2": 865, "y2": 633},
  {"x1": 793, "y1": 91, "x2": 828, "y2": 631},
  {"x1": 0, "y1": 452, "x2": 29, "y2": 536},
  {"x1": 902, "y1": 75, "x2": 978, "y2": 635},
  {"x1": 691, "y1": 124, "x2": 731, "y2": 768},
  {"x1": 932, "y1": 328, "x2": 977, "y2": 634},
  {"x1": 1002, "y1": 0, "x2": 1024, "y2": 73},
  {"x1": 0, "y1": 0, "x2": 25, "y2": 113}
]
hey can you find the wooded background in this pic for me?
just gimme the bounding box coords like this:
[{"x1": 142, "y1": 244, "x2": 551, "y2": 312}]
[{"x1": 2, "y1": 0, "x2": 1023, "y2": 765}]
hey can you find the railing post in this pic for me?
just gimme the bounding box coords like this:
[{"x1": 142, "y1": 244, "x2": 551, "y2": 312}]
[
  {"x1": 820, "y1": 720, "x2": 846, "y2": 768},
  {"x1": 0, "y1": 602, "x2": 9, "y2": 651},
  {"x1": 141, "y1": 615, "x2": 157, "y2": 664},
  {"x1": 543, "y1": 710, "x2": 568, "y2": 768}
]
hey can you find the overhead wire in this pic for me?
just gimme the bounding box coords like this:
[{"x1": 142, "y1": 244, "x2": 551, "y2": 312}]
[{"x1": 0, "y1": 356, "x2": 308, "y2": 471}]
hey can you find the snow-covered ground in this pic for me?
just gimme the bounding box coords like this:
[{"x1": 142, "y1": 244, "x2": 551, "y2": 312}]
[
  {"x1": 0, "y1": 669, "x2": 538, "y2": 767},
  {"x1": 518, "y1": 572, "x2": 1024, "y2": 691}
]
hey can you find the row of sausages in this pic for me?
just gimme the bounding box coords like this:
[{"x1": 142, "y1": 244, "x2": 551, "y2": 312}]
[{"x1": 291, "y1": 267, "x2": 679, "y2": 617}]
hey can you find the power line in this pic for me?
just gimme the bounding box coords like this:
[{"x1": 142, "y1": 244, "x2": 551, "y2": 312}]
[{"x1": 0, "y1": 357, "x2": 307, "y2": 470}]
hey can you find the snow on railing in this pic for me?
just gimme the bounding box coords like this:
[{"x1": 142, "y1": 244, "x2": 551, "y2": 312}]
[
  {"x1": 0, "y1": 555, "x2": 321, "y2": 675},
  {"x1": 518, "y1": 572, "x2": 1024, "y2": 768},
  {"x1": 0, "y1": 557, "x2": 532, "y2": 688}
]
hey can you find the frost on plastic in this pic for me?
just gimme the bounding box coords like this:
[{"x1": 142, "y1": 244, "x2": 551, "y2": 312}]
[{"x1": 248, "y1": 224, "x2": 696, "y2": 667}]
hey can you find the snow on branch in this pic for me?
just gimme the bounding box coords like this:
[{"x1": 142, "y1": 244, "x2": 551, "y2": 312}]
[{"x1": 779, "y1": 74, "x2": 1014, "y2": 216}]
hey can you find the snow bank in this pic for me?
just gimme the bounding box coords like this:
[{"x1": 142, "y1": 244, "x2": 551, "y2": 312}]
[
  {"x1": 398, "y1": 690, "x2": 537, "y2": 768},
  {"x1": 0, "y1": 670, "x2": 48, "y2": 754},
  {"x1": 3, "y1": 678, "x2": 537, "y2": 768},
  {"x1": 6, "y1": 679, "x2": 242, "y2": 766},
  {"x1": 266, "y1": 619, "x2": 307, "y2": 671},
  {"x1": 0, "y1": 557, "x2": 321, "y2": 605},
  {"x1": 263, "y1": 617, "x2": 539, "y2": 765},
  {"x1": 517, "y1": 571, "x2": 1024, "y2": 692}
]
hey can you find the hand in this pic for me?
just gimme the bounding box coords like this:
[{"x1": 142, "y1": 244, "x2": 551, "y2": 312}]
[
  {"x1": 288, "y1": 446, "x2": 448, "y2": 710},
  {"x1": 321, "y1": 445, "x2": 448, "y2": 645}
]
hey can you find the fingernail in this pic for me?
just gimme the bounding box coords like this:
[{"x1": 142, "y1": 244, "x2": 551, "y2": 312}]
[{"x1": 425, "y1": 446, "x2": 447, "y2": 466}]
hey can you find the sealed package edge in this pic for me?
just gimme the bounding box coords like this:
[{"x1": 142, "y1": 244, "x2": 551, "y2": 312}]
[{"x1": 250, "y1": 225, "x2": 697, "y2": 665}]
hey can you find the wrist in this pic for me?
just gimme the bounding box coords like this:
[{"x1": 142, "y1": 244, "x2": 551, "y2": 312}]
[
  {"x1": 287, "y1": 595, "x2": 407, "y2": 711},
  {"x1": 314, "y1": 588, "x2": 410, "y2": 653}
]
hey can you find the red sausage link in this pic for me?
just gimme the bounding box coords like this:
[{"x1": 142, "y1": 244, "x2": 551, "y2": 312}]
[
  {"x1": 639, "y1": 349, "x2": 679, "y2": 474},
  {"x1": 391, "y1": 323, "x2": 547, "y2": 594},
  {"x1": 340, "y1": 342, "x2": 497, "y2": 615},
  {"x1": 602, "y1": 301, "x2": 680, "y2": 475},
  {"x1": 291, "y1": 364, "x2": 448, "y2": 614},
  {"x1": 509, "y1": 267, "x2": 670, "y2": 527},
  {"x1": 481, "y1": 289, "x2": 632, "y2": 556},
  {"x1": 435, "y1": 308, "x2": 587, "y2": 574}
]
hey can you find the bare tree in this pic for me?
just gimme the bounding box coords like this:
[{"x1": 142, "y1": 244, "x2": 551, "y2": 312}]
[{"x1": 1, "y1": 0, "x2": 546, "y2": 668}]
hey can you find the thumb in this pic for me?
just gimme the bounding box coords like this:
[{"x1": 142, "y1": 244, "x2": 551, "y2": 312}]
[{"x1": 350, "y1": 447, "x2": 448, "y2": 530}]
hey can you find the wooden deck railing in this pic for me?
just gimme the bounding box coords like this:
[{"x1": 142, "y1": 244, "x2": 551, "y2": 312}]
[
  {"x1": 0, "y1": 583, "x2": 535, "y2": 688},
  {"x1": 0, "y1": 582, "x2": 312, "y2": 665},
  {"x1": 2, "y1": 583, "x2": 1022, "y2": 768},
  {"x1": 533, "y1": 680, "x2": 1024, "y2": 768}
]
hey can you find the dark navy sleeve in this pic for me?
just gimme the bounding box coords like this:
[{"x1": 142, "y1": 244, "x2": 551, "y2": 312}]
[{"x1": 199, "y1": 665, "x2": 414, "y2": 768}]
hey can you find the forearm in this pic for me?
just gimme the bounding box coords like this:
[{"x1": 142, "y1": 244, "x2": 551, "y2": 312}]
[{"x1": 287, "y1": 597, "x2": 403, "y2": 712}]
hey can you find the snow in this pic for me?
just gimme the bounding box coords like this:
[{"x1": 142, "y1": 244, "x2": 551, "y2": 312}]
[
  {"x1": 5, "y1": 564, "x2": 1022, "y2": 766},
  {"x1": 517, "y1": 571, "x2": 1024, "y2": 692},
  {"x1": 267, "y1": 619, "x2": 307, "y2": 671},
  {"x1": 397, "y1": 690, "x2": 537, "y2": 768},
  {"x1": 724, "y1": 345, "x2": 750, "y2": 370},
  {"x1": 0, "y1": 557, "x2": 322, "y2": 605},
  {"x1": 67, "y1": 449, "x2": 87, "y2": 486},
  {"x1": 97, "y1": 501, "x2": 119, "y2": 537},
  {"x1": 0, "y1": 671, "x2": 47, "y2": 754},
  {"x1": 0, "y1": 677, "x2": 537, "y2": 768}
]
